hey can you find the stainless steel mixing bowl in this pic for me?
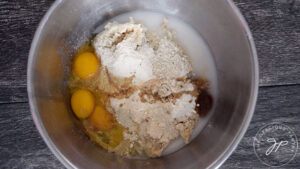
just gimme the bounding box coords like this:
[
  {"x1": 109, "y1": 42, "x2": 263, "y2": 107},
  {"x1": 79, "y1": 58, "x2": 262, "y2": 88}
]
[{"x1": 27, "y1": 0, "x2": 259, "y2": 168}]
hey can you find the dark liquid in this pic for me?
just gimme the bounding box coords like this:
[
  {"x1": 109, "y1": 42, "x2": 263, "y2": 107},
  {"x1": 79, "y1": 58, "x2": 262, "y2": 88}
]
[{"x1": 196, "y1": 89, "x2": 213, "y2": 117}]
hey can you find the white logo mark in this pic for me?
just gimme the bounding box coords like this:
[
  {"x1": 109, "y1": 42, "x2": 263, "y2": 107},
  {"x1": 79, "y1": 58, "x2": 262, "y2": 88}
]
[{"x1": 265, "y1": 138, "x2": 288, "y2": 156}]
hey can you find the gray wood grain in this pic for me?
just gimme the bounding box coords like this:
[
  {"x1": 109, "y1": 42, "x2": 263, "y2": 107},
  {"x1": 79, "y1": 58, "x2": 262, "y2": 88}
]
[
  {"x1": 222, "y1": 84, "x2": 300, "y2": 169},
  {"x1": 0, "y1": 0, "x2": 54, "y2": 104},
  {"x1": 0, "y1": 103, "x2": 63, "y2": 169},
  {"x1": 0, "y1": 0, "x2": 300, "y2": 169},
  {"x1": 0, "y1": 0, "x2": 300, "y2": 103},
  {"x1": 234, "y1": 0, "x2": 300, "y2": 86},
  {"x1": 1, "y1": 86, "x2": 299, "y2": 169}
]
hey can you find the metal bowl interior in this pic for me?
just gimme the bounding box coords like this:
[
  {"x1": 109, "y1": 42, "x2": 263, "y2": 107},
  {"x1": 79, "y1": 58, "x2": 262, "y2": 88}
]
[{"x1": 27, "y1": 0, "x2": 258, "y2": 168}]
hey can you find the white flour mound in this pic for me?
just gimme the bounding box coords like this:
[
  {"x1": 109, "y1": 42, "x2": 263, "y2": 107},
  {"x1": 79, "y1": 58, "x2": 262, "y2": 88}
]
[
  {"x1": 93, "y1": 20, "x2": 155, "y2": 84},
  {"x1": 93, "y1": 18, "x2": 192, "y2": 85}
]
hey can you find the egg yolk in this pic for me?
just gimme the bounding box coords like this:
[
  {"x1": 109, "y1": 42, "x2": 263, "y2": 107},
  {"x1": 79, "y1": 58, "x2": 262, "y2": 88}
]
[
  {"x1": 73, "y1": 52, "x2": 99, "y2": 78},
  {"x1": 107, "y1": 125, "x2": 124, "y2": 147},
  {"x1": 90, "y1": 106, "x2": 113, "y2": 131},
  {"x1": 71, "y1": 89, "x2": 95, "y2": 119}
]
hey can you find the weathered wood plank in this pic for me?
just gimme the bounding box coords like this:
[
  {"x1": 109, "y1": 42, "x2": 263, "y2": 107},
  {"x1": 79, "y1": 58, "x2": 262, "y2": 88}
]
[
  {"x1": 234, "y1": 0, "x2": 300, "y2": 86},
  {"x1": 0, "y1": 85, "x2": 299, "y2": 168},
  {"x1": 0, "y1": 103, "x2": 64, "y2": 169},
  {"x1": 0, "y1": 1, "x2": 300, "y2": 168},
  {"x1": 222, "y1": 84, "x2": 300, "y2": 168},
  {"x1": 0, "y1": 0, "x2": 54, "y2": 104},
  {"x1": 0, "y1": 0, "x2": 300, "y2": 103}
]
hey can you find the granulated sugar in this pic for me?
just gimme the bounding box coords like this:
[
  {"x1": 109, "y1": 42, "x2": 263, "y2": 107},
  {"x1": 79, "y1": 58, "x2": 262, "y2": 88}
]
[
  {"x1": 93, "y1": 20, "x2": 155, "y2": 84},
  {"x1": 171, "y1": 94, "x2": 197, "y2": 119}
]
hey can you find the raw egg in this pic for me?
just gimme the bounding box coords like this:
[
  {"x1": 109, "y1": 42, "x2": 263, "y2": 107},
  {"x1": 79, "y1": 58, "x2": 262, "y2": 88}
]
[
  {"x1": 73, "y1": 52, "x2": 99, "y2": 78},
  {"x1": 90, "y1": 106, "x2": 113, "y2": 131},
  {"x1": 71, "y1": 89, "x2": 95, "y2": 119}
]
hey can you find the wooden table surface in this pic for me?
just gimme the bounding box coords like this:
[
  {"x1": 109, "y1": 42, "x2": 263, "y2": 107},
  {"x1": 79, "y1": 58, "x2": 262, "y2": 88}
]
[{"x1": 0, "y1": 0, "x2": 299, "y2": 168}]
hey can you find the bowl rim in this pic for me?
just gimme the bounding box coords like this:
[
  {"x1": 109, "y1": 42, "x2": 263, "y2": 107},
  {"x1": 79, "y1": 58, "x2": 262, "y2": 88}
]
[
  {"x1": 27, "y1": 0, "x2": 259, "y2": 168},
  {"x1": 207, "y1": 1, "x2": 259, "y2": 168},
  {"x1": 27, "y1": 0, "x2": 77, "y2": 168}
]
